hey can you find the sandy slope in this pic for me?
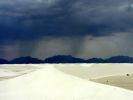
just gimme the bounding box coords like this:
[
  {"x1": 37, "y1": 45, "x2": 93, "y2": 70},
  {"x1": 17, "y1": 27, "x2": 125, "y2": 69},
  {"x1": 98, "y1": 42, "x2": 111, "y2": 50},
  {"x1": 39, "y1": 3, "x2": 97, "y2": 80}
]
[
  {"x1": 56, "y1": 64, "x2": 133, "y2": 91},
  {"x1": 92, "y1": 74, "x2": 133, "y2": 90},
  {"x1": 55, "y1": 64, "x2": 133, "y2": 79},
  {"x1": 0, "y1": 64, "x2": 133, "y2": 100},
  {"x1": 0, "y1": 64, "x2": 41, "y2": 81}
]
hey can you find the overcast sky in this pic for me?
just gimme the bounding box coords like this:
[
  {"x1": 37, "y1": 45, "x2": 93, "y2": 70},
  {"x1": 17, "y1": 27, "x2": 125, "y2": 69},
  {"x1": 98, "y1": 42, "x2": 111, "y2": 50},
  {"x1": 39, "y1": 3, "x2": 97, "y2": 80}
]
[{"x1": 0, "y1": 0, "x2": 133, "y2": 60}]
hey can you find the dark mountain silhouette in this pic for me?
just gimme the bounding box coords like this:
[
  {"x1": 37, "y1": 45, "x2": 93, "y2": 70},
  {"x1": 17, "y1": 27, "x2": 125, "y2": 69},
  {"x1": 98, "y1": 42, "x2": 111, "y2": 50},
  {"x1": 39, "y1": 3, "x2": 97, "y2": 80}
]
[
  {"x1": 44, "y1": 55, "x2": 86, "y2": 63},
  {"x1": 44, "y1": 55, "x2": 133, "y2": 63},
  {"x1": 0, "y1": 59, "x2": 9, "y2": 64},
  {"x1": 105, "y1": 56, "x2": 133, "y2": 63},
  {"x1": 10, "y1": 56, "x2": 44, "y2": 64},
  {"x1": 0, "y1": 55, "x2": 133, "y2": 64},
  {"x1": 87, "y1": 58, "x2": 104, "y2": 63}
]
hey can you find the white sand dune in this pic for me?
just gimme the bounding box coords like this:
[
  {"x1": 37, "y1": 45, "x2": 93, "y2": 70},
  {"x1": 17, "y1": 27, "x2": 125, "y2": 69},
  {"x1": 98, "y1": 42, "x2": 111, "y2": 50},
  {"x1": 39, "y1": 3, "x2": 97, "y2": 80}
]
[
  {"x1": 91, "y1": 74, "x2": 133, "y2": 90},
  {"x1": 0, "y1": 64, "x2": 133, "y2": 100},
  {"x1": 55, "y1": 64, "x2": 133, "y2": 79},
  {"x1": 56, "y1": 64, "x2": 133, "y2": 90},
  {"x1": 0, "y1": 64, "x2": 41, "y2": 80}
]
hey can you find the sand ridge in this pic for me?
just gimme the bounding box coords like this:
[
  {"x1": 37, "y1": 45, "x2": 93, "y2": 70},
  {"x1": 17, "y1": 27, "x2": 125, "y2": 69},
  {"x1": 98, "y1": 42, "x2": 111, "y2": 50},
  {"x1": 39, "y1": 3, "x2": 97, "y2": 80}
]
[{"x1": 0, "y1": 64, "x2": 133, "y2": 100}]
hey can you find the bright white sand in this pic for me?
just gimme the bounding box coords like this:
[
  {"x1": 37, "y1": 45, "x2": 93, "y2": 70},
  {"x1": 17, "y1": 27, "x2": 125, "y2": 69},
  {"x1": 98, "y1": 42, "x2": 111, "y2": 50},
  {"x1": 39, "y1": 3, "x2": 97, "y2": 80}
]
[
  {"x1": 0, "y1": 64, "x2": 133, "y2": 100},
  {"x1": 0, "y1": 64, "x2": 41, "y2": 80}
]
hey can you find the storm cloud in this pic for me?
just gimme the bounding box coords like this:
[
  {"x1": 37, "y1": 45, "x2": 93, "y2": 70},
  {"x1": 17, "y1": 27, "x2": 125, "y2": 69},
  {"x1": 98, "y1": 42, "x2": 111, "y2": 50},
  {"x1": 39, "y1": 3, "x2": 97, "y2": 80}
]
[
  {"x1": 0, "y1": 32, "x2": 133, "y2": 60},
  {"x1": 0, "y1": 0, "x2": 133, "y2": 59},
  {"x1": 0, "y1": 0, "x2": 133, "y2": 40}
]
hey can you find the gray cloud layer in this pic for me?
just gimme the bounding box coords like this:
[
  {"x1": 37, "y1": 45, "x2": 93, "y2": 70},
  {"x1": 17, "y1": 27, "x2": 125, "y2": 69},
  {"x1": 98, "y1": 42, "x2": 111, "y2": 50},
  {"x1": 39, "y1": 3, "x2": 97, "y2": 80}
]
[
  {"x1": 0, "y1": 0, "x2": 133, "y2": 40},
  {"x1": 0, "y1": 0, "x2": 133, "y2": 59},
  {"x1": 1, "y1": 32, "x2": 133, "y2": 60}
]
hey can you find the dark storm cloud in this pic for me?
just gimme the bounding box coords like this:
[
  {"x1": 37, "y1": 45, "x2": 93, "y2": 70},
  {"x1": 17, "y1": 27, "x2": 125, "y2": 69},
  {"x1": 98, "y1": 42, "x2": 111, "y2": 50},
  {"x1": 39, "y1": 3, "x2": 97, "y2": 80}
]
[
  {"x1": 0, "y1": 0, "x2": 133, "y2": 40},
  {"x1": 2, "y1": 32, "x2": 133, "y2": 60}
]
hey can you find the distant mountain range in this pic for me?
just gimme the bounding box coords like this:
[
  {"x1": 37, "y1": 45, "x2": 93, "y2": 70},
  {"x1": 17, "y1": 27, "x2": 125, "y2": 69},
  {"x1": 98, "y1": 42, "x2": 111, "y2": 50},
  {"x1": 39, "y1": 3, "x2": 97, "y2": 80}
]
[
  {"x1": 10, "y1": 56, "x2": 44, "y2": 64},
  {"x1": 44, "y1": 55, "x2": 85, "y2": 63},
  {"x1": 0, "y1": 59, "x2": 9, "y2": 64},
  {"x1": 0, "y1": 55, "x2": 133, "y2": 64}
]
